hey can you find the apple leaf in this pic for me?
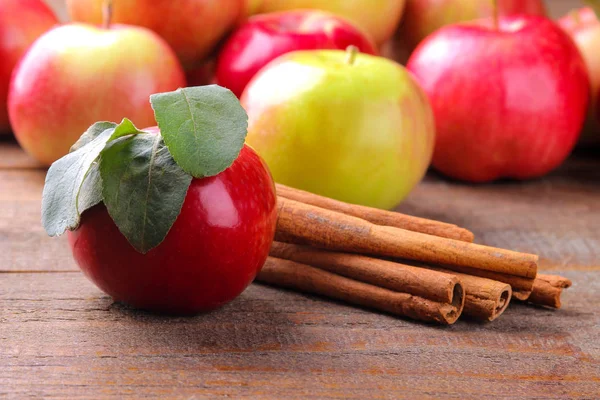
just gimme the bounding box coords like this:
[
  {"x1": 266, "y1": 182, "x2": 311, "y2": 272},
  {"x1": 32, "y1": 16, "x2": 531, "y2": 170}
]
[
  {"x1": 150, "y1": 85, "x2": 248, "y2": 178},
  {"x1": 42, "y1": 127, "x2": 115, "y2": 236},
  {"x1": 99, "y1": 133, "x2": 192, "y2": 253},
  {"x1": 69, "y1": 121, "x2": 116, "y2": 152},
  {"x1": 42, "y1": 119, "x2": 150, "y2": 236},
  {"x1": 77, "y1": 161, "x2": 103, "y2": 215}
]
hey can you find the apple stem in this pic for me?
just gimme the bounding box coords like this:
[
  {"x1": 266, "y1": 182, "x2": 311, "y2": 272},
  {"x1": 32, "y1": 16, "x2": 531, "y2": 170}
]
[
  {"x1": 492, "y1": 0, "x2": 498, "y2": 30},
  {"x1": 102, "y1": 0, "x2": 113, "y2": 29},
  {"x1": 345, "y1": 45, "x2": 359, "y2": 66}
]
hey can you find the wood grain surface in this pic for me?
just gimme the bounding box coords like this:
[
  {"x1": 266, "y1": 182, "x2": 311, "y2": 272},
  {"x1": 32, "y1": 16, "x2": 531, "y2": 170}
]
[{"x1": 1, "y1": 140, "x2": 599, "y2": 398}]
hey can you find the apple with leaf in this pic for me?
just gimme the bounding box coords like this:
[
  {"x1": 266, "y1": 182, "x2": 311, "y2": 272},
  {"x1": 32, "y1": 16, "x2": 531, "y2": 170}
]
[{"x1": 42, "y1": 86, "x2": 277, "y2": 314}]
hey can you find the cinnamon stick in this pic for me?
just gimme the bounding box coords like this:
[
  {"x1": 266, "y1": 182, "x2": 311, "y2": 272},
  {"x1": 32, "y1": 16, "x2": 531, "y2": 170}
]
[
  {"x1": 270, "y1": 242, "x2": 462, "y2": 304},
  {"x1": 276, "y1": 197, "x2": 538, "y2": 279},
  {"x1": 257, "y1": 256, "x2": 464, "y2": 324},
  {"x1": 276, "y1": 183, "x2": 474, "y2": 242},
  {"x1": 526, "y1": 274, "x2": 572, "y2": 308},
  {"x1": 428, "y1": 267, "x2": 512, "y2": 322},
  {"x1": 272, "y1": 242, "x2": 510, "y2": 322},
  {"x1": 442, "y1": 265, "x2": 535, "y2": 300}
]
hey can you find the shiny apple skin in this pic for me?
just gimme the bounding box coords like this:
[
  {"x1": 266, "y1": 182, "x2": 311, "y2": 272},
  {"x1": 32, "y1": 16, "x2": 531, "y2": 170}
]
[
  {"x1": 401, "y1": 0, "x2": 545, "y2": 50},
  {"x1": 8, "y1": 23, "x2": 186, "y2": 166},
  {"x1": 0, "y1": 0, "x2": 57, "y2": 133},
  {"x1": 258, "y1": 0, "x2": 405, "y2": 46},
  {"x1": 407, "y1": 16, "x2": 589, "y2": 182},
  {"x1": 559, "y1": 7, "x2": 600, "y2": 144},
  {"x1": 67, "y1": 140, "x2": 278, "y2": 314},
  {"x1": 67, "y1": 0, "x2": 242, "y2": 69},
  {"x1": 217, "y1": 10, "x2": 377, "y2": 97},
  {"x1": 243, "y1": 50, "x2": 435, "y2": 210}
]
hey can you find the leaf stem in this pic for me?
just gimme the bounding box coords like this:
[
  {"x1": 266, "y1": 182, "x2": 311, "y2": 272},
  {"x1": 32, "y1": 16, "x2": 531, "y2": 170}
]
[{"x1": 102, "y1": 0, "x2": 113, "y2": 30}]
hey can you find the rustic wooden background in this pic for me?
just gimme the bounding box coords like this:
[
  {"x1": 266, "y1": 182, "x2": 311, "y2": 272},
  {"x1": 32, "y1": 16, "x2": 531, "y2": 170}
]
[{"x1": 1, "y1": 138, "x2": 599, "y2": 398}]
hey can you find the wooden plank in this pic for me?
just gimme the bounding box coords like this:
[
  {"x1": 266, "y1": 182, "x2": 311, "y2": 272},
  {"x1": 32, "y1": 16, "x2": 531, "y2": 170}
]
[
  {"x1": 1, "y1": 271, "x2": 599, "y2": 399},
  {"x1": 399, "y1": 156, "x2": 600, "y2": 270},
  {"x1": 0, "y1": 138, "x2": 43, "y2": 170},
  {"x1": 0, "y1": 169, "x2": 76, "y2": 272},
  {"x1": 2, "y1": 154, "x2": 599, "y2": 272}
]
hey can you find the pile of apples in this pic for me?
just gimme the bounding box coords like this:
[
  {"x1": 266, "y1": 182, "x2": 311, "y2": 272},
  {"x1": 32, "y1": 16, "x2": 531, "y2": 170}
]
[{"x1": 1, "y1": 0, "x2": 599, "y2": 207}]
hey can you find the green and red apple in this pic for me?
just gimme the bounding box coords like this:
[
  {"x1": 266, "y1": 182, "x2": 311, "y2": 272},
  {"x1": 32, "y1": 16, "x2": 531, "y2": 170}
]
[
  {"x1": 8, "y1": 23, "x2": 186, "y2": 165},
  {"x1": 0, "y1": 0, "x2": 57, "y2": 134},
  {"x1": 242, "y1": 49, "x2": 435, "y2": 209},
  {"x1": 258, "y1": 0, "x2": 406, "y2": 46},
  {"x1": 401, "y1": 0, "x2": 546, "y2": 50},
  {"x1": 67, "y1": 0, "x2": 241, "y2": 69},
  {"x1": 559, "y1": 7, "x2": 600, "y2": 143}
]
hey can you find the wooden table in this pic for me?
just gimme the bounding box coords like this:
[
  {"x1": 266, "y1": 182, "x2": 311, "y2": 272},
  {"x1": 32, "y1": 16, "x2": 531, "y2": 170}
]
[{"x1": 1, "y1": 138, "x2": 599, "y2": 399}]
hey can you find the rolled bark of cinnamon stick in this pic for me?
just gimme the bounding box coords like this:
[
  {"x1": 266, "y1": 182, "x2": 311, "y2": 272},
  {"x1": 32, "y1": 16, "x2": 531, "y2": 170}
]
[
  {"x1": 272, "y1": 242, "x2": 510, "y2": 322},
  {"x1": 427, "y1": 267, "x2": 512, "y2": 322},
  {"x1": 443, "y1": 265, "x2": 535, "y2": 300},
  {"x1": 276, "y1": 184, "x2": 474, "y2": 242},
  {"x1": 276, "y1": 197, "x2": 538, "y2": 279},
  {"x1": 270, "y1": 242, "x2": 462, "y2": 304},
  {"x1": 257, "y1": 256, "x2": 464, "y2": 324},
  {"x1": 525, "y1": 274, "x2": 572, "y2": 308}
]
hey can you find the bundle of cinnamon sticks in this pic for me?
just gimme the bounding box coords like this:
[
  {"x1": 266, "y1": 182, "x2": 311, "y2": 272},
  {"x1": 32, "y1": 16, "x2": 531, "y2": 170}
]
[{"x1": 256, "y1": 184, "x2": 572, "y2": 324}]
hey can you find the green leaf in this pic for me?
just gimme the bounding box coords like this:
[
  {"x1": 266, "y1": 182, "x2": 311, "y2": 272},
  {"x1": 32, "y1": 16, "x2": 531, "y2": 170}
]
[
  {"x1": 109, "y1": 117, "x2": 147, "y2": 140},
  {"x1": 42, "y1": 118, "x2": 150, "y2": 236},
  {"x1": 99, "y1": 133, "x2": 192, "y2": 253},
  {"x1": 42, "y1": 129, "x2": 114, "y2": 236},
  {"x1": 70, "y1": 121, "x2": 116, "y2": 152},
  {"x1": 150, "y1": 85, "x2": 248, "y2": 178},
  {"x1": 77, "y1": 161, "x2": 103, "y2": 215},
  {"x1": 70, "y1": 118, "x2": 146, "y2": 153}
]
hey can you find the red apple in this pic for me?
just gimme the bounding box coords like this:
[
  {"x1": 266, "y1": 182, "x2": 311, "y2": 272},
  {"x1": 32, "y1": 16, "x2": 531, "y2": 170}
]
[
  {"x1": 217, "y1": 10, "x2": 377, "y2": 97},
  {"x1": 8, "y1": 23, "x2": 186, "y2": 165},
  {"x1": 401, "y1": 0, "x2": 546, "y2": 50},
  {"x1": 258, "y1": 0, "x2": 406, "y2": 46},
  {"x1": 559, "y1": 7, "x2": 600, "y2": 143},
  {"x1": 68, "y1": 137, "x2": 278, "y2": 314},
  {"x1": 67, "y1": 0, "x2": 242, "y2": 69},
  {"x1": 407, "y1": 15, "x2": 589, "y2": 182},
  {"x1": 0, "y1": 0, "x2": 57, "y2": 134}
]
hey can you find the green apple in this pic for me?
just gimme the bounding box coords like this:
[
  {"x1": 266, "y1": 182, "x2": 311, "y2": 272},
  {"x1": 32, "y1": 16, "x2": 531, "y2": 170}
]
[{"x1": 242, "y1": 48, "x2": 435, "y2": 209}]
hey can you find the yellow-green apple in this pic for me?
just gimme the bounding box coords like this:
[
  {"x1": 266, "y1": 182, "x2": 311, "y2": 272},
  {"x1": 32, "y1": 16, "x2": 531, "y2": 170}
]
[
  {"x1": 66, "y1": 0, "x2": 242, "y2": 69},
  {"x1": 401, "y1": 0, "x2": 546, "y2": 50},
  {"x1": 243, "y1": 48, "x2": 435, "y2": 209},
  {"x1": 216, "y1": 10, "x2": 377, "y2": 97},
  {"x1": 407, "y1": 15, "x2": 589, "y2": 182},
  {"x1": 0, "y1": 0, "x2": 57, "y2": 134},
  {"x1": 258, "y1": 0, "x2": 406, "y2": 46},
  {"x1": 8, "y1": 23, "x2": 186, "y2": 165},
  {"x1": 559, "y1": 7, "x2": 600, "y2": 144}
]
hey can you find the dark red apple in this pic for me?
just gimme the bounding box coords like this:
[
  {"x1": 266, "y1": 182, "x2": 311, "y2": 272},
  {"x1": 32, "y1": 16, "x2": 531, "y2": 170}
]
[
  {"x1": 68, "y1": 136, "x2": 277, "y2": 314},
  {"x1": 0, "y1": 0, "x2": 57, "y2": 133},
  {"x1": 407, "y1": 16, "x2": 589, "y2": 182},
  {"x1": 216, "y1": 10, "x2": 377, "y2": 97}
]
